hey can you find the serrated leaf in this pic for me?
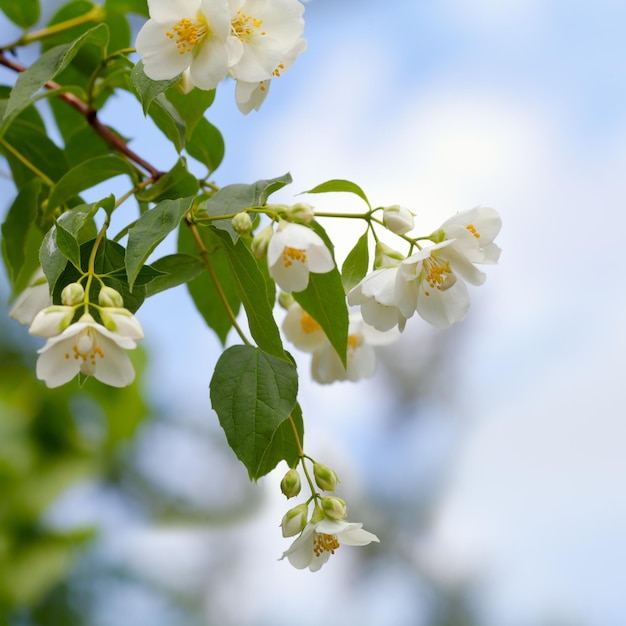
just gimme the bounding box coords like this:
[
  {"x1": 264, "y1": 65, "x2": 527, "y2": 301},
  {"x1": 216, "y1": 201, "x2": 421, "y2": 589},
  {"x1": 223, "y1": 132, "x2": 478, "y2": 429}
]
[
  {"x1": 135, "y1": 158, "x2": 199, "y2": 203},
  {"x1": 305, "y1": 178, "x2": 371, "y2": 208},
  {"x1": 131, "y1": 60, "x2": 180, "y2": 115},
  {"x1": 214, "y1": 229, "x2": 285, "y2": 359},
  {"x1": 144, "y1": 253, "x2": 204, "y2": 297},
  {"x1": 341, "y1": 230, "x2": 369, "y2": 293},
  {"x1": 46, "y1": 155, "x2": 135, "y2": 211},
  {"x1": 125, "y1": 195, "x2": 195, "y2": 290},
  {"x1": 203, "y1": 173, "x2": 292, "y2": 242},
  {"x1": 210, "y1": 345, "x2": 298, "y2": 481},
  {"x1": 178, "y1": 225, "x2": 241, "y2": 343},
  {"x1": 0, "y1": 0, "x2": 40, "y2": 27},
  {"x1": 1, "y1": 179, "x2": 41, "y2": 285},
  {"x1": 1, "y1": 24, "x2": 109, "y2": 133},
  {"x1": 185, "y1": 117, "x2": 224, "y2": 174}
]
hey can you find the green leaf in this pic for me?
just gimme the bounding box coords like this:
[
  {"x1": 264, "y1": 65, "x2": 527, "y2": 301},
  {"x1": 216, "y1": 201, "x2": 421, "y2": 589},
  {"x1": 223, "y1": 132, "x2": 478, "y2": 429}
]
[
  {"x1": 1, "y1": 24, "x2": 109, "y2": 133},
  {"x1": 293, "y1": 268, "x2": 349, "y2": 368},
  {"x1": 144, "y1": 253, "x2": 204, "y2": 297},
  {"x1": 178, "y1": 225, "x2": 241, "y2": 343},
  {"x1": 125, "y1": 195, "x2": 195, "y2": 290},
  {"x1": 203, "y1": 173, "x2": 292, "y2": 242},
  {"x1": 64, "y1": 124, "x2": 111, "y2": 166},
  {"x1": 105, "y1": 0, "x2": 148, "y2": 17},
  {"x1": 341, "y1": 230, "x2": 370, "y2": 293},
  {"x1": 46, "y1": 155, "x2": 135, "y2": 211},
  {"x1": 166, "y1": 85, "x2": 216, "y2": 137},
  {"x1": 305, "y1": 178, "x2": 371, "y2": 208},
  {"x1": 131, "y1": 60, "x2": 181, "y2": 115},
  {"x1": 214, "y1": 229, "x2": 286, "y2": 359},
  {"x1": 185, "y1": 117, "x2": 224, "y2": 174},
  {"x1": 256, "y1": 401, "x2": 304, "y2": 478},
  {"x1": 210, "y1": 345, "x2": 299, "y2": 481},
  {"x1": 148, "y1": 93, "x2": 186, "y2": 152},
  {"x1": 1, "y1": 179, "x2": 41, "y2": 286},
  {"x1": 135, "y1": 158, "x2": 199, "y2": 203},
  {"x1": 0, "y1": 0, "x2": 40, "y2": 27}
]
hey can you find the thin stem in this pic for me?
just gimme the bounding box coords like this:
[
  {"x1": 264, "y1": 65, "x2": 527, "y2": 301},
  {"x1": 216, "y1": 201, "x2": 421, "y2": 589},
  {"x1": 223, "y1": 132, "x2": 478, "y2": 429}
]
[
  {"x1": 186, "y1": 218, "x2": 251, "y2": 345},
  {"x1": 0, "y1": 137, "x2": 54, "y2": 187},
  {"x1": 313, "y1": 211, "x2": 371, "y2": 220}
]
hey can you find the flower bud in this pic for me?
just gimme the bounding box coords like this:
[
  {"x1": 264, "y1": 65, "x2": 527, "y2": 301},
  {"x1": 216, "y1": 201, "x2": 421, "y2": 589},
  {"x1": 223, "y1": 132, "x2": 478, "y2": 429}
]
[
  {"x1": 29, "y1": 305, "x2": 75, "y2": 338},
  {"x1": 321, "y1": 496, "x2": 347, "y2": 520},
  {"x1": 232, "y1": 212, "x2": 253, "y2": 234},
  {"x1": 278, "y1": 291, "x2": 295, "y2": 310},
  {"x1": 281, "y1": 503, "x2": 309, "y2": 537},
  {"x1": 280, "y1": 468, "x2": 302, "y2": 499},
  {"x1": 61, "y1": 282, "x2": 84, "y2": 306},
  {"x1": 374, "y1": 241, "x2": 405, "y2": 269},
  {"x1": 100, "y1": 308, "x2": 144, "y2": 339},
  {"x1": 382, "y1": 205, "x2": 414, "y2": 235},
  {"x1": 286, "y1": 202, "x2": 315, "y2": 224},
  {"x1": 313, "y1": 462, "x2": 339, "y2": 492},
  {"x1": 98, "y1": 286, "x2": 124, "y2": 308},
  {"x1": 251, "y1": 224, "x2": 274, "y2": 259}
]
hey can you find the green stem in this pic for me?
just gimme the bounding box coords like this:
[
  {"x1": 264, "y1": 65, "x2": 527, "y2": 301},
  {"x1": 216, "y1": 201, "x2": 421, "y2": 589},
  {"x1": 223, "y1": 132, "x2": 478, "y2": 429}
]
[
  {"x1": 0, "y1": 137, "x2": 54, "y2": 187},
  {"x1": 83, "y1": 214, "x2": 110, "y2": 314}
]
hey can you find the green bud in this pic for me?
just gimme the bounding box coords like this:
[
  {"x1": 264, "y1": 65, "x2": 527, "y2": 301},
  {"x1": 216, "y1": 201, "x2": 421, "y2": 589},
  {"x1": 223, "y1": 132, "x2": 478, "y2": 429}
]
[
  {"x1": 286, "y1": 202, "x2": 315, "y2": 224},
  {"x1": 281, "y1": 503, "x2": 309, "y2": 537},
  {"x1": 232, "y1": 212, "x2": 253, "y2": 234},
  {"x1": 60, "y1": 282, "x2": 84, "y2": 306},
  {"x1": 374, "y1": 241, "x2": 404, "y2": 269},
  {"x1": 280, "y1": 468, "x2": 302, "y2": 498},
  {"x1": 313, "y1": 462, "x2": 339, "y2": 492},
  {"x1": 251, "y1": 224, "x2": 274, "y2": 259},
  {"x1": 98, "y1": 286, "x2": 124, "y2": 308},
  {"x1": 321, "y1": 496, "x2": 347, "y2": 520},
  {"x1": 278, "y1": 291, "x2": 295, "y2": 310},
  {"x1": 429, "y1": 227, "x2": 446, "y2": 243}
]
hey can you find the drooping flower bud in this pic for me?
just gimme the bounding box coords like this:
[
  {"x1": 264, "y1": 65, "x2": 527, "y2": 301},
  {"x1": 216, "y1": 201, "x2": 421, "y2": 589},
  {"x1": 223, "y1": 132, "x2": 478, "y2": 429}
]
[
  {"x1": 251, "y1": 224, "x2": 274, "y2": 259},
  {"x1": 281, "y1": 503, "x2": 309, "y2": 537},
  {"x1": 374, "y1": 241, "x2": 405, "y2": 269},
  {"x1": 321, "y1": 496, "x2": 347, "y2": 520},
  {"x1": 285, "y1": 202, "x2": 315, "y2": 224},
  {"x1": 280, "y1": 468, "x2": 302, "y2": 499},
  {"x1": 382, "y1": 205, "x2": 414, "y2": 235},
  {"x1": 98, "y1": 286, "x2": 124, "y2": 308},
  {"x1": 29, "y1": 306, "x2": 75, "y2": 338},
  {"x1": 100, "y1": 308, "x2": 144, "y2": 340},
  {"x1": 61, "y1": 282, "x2": 84, "y2": 306},
  {"x1": 313, "y1": 462, "x2": 339, "y2": 492},
  {"x1": 232, "y1": 212, "x2": 253, "y2": 234}
]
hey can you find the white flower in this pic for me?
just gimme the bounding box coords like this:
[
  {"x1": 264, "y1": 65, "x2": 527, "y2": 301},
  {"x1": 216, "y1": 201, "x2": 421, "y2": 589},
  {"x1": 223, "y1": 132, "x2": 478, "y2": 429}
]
[
  {"x1": 282, "y1": 302, "x2": 327, "y2": 352},
  {"x1": 267, "y1": 222, "x2": 334, "y2": 293},
  {"x1": 36, "y1": 313, "x2": 139, "y2": 388},
  {"x1": 435, "y1": 206, "x2": 502, "y2": 264},
  {"x1": 281, "y1": 519, "x2": 379, "y2": 572},
  {"x1": 9, "y1": 269, "x2": 51, "y2": 326},
  {"x1": 135, "y1": 0, "x2": 233, "y2": 90},
  {"x1": 228, "y1": 0, "x2": 305, "y2": 83},
  {"x1": 382, "y1": 205, "x2": 414, "y2": 235},
  {"x1": 310, "y1": 313, "x2": 398, "y2": 384},
  {"x1": 347, "y1": 266, "x2": 408, "y2": 332},
  {"x1": 234, "y1": 37, "x2": 306, "y2": 113},
  {"x1": 100, "y1": 308, "x2": 145, "y2": 340},
  {"x1": 29, "y1": 306, "x2": 75, "y2": 338}
]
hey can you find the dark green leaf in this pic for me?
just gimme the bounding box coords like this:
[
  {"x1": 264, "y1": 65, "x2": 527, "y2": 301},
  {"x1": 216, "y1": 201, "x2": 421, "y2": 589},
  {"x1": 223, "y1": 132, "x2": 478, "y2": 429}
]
[
  {"x1": 341, "y1": 230, "x2": 370, "y2": 293},
  {"x1": 144, "y1": 253, "x2": 204, "y2": 297},
  {"x1": 210, "y1": 345, "x2": 299, "y2": 481},
  {"x1": 185, "y1": 117, "x2": 224, "y2": 174},
  {"x1": 64, "y1": 125, "x2": 111, "y2": 166},
  {"x1": 125, "y1": 196, "x2": 195, "y2": 290},
  {"x1": 131, "y1": 60, "x2": 181, "y2": 115},
  {"x1": 166, "y1": 85, "x2": 216, "y2": 137},
  {"x1": 0, "y1": 0, "x2": 40, "y2": 27},
  {"x1": 305, "y1": 178, "x2": 371, "y2": 208},
  {"x1": 105, "y1": 0, "x2": 148, "y2": 17}
]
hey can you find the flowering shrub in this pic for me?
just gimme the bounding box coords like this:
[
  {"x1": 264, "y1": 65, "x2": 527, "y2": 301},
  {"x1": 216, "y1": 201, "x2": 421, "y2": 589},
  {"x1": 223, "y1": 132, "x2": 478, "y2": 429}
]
[{"x1": 0, "y1": 0, "x2": 501, "y2": 570}]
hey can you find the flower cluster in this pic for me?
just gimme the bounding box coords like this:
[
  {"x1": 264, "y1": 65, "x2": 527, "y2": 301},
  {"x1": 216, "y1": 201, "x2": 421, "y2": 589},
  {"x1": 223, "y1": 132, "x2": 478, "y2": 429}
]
[
  {"x1": 349, "y1": 206, "x2": 502, "y2": 331},
  {"x1": 135, "y1": 0, "x2": 306, "y2": 113},
  {"x1": 279, "y1": 462, "x2": 379, "y2": 571}
]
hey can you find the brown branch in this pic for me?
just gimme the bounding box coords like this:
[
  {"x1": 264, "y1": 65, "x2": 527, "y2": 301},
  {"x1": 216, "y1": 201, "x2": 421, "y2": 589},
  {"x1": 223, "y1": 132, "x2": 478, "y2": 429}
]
[{"x1": 0, "y1": 50, "x2": 162, "y2": 180}]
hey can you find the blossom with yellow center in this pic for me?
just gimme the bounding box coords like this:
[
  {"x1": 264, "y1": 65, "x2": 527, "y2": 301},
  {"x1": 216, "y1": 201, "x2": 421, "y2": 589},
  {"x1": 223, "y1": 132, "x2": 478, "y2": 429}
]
[
  {"x1": 267, "y1": 222, "x2": 334, "y2": 293},
  {"x1": 135, "y1": 0, "x2": 233, "y2": 90},
  {"x1": 281, "y1": 518, "x2": 379, "y2": 572},
  {"x1": 35, "y1": 313, "x2": 140, "y2": 388}
]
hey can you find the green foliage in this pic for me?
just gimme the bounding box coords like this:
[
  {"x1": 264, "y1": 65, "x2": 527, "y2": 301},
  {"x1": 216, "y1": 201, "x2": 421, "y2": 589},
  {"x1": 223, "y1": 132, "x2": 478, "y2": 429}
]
[
  {"x1": 210, "y1": 345, "x2": 299, "y2": 480},
  {"x1": 0, "y1": 0, "x2": 40, "y2": 27},
  {"x1": 305, "y1": 178, "x2": 372, "y2": 209},
  {"x1": 341, "y1": 230, "x2": 370, "y2": 292}
]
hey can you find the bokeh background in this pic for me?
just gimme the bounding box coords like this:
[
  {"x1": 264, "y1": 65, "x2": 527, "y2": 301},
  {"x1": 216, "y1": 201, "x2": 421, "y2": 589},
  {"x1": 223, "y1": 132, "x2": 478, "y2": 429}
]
[{"x1": 2, "y1": 0, "x2": 626, "y2": 624}]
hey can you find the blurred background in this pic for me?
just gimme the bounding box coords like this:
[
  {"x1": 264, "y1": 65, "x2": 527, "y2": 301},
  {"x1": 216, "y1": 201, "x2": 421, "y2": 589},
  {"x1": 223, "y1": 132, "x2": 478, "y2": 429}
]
[{"x1": 2, "y1": 0, "x2": 626, "y2": 624}]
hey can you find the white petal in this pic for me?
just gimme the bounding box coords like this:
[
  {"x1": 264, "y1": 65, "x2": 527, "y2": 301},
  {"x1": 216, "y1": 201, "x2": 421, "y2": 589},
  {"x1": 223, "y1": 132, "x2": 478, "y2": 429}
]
[
  {"x1": 136, "y1": 20, "x2": 191, "y2": 80},
  {"x1": 235, "y1": 79, "x2": 270, "y2": 114},
  {"x1": 92, "y1": 335, "x2": 136, "y2": 387},
  {"x1": 147, "y1": 0, "x2": 201, "y2": 23},
  {"x1": 282, "y1": 303, "x2": 326, "y2": 352},
  {"x1": 36, "y1": 337, "x2": 82, "y2": 388},
  {"x1": 269, "y1": 257, "x2": 310, "y2": 292},
  {"x1": 311, "y1": 344, "x2": 346, "y2": 384},
  {"x1": 305, "y1": 242, "x2": 334, "y2": 273},
  {"x1": 416, "y1": 278, "x2": 470, "y2": 328}
]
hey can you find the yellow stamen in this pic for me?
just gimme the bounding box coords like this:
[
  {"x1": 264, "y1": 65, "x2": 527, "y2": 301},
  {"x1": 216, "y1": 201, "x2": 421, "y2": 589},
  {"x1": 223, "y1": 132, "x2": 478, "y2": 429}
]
[
  {"x1": 231, "y1": 10, "x2": 265, "y2": 43},
  {"x1": 422, "y1": 257, "x2": 455, "y2": 295},
  {"x1": 347, "y1": 334, "x2": 360, "y2": 350},
  {"x1": 313, "y1": 532, "x2": 340, "y2": 557},
  {"x1": 301, "y1": 314, "x2": 322, "y2": 334},
  {"x1": 166, "y1": 17, "x2": 208, "y2": 55},
  {"x1": 466, "y1": 223, "x2": 481, "y2": 239},
  {"x1": 282, "y1": 247, "x2": 307, "y2": 268}
]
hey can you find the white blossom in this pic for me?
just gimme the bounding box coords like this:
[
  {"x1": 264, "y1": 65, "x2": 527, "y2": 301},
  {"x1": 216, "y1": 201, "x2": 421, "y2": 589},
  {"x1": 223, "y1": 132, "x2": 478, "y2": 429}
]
[
  {"x1": 281, "y1": 519, "x2": 379, "y2": 572},
  {"x1": 267, "y1": 222, "x2": 334, "y2": 293},
  {"x1": 382, "y1": 204, "x2": 414, "y2": 235},
  {"x1": 100, "y1": 308, "x2": 145, "y2": 340},
  {"x1": 36, "y1": 314, "x2": 139, "y2": 388},
  {"x1": 9, "y1": 269, "x2": 51, "y2": 326},
  {"x1": 29, "y1": 306, "x2": 75, "y2": 338}
]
